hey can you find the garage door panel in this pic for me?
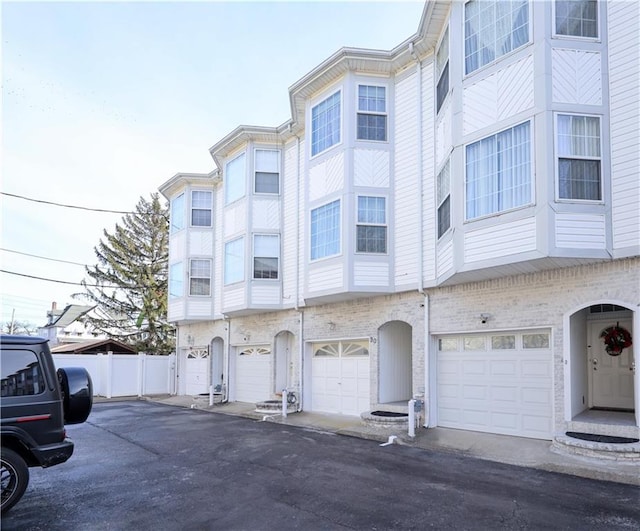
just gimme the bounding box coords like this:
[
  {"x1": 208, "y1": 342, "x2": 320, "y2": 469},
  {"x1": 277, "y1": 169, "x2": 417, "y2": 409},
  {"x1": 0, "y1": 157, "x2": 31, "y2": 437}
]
[
  {"x1": 236, "y1": 351, "x2": 271, "y2": 403},
  {"x1": 462, "y1": 360, "x2": 486, "y2": 375},
  {"x1": 521, "y1": 360, "x2": 551, "y2": 377},
  {"x1": 438, "y1": 330, "x2": 552, "y2": 440},
  {"x1": 491, "y1": 386, "x2": 518, "y2": 402},
  {"x1": 490, "y1": 360, "x2": 517, "y2": 376},
  {"x1": 463, "y1": 385, "x2": 488, "y2": 400}
]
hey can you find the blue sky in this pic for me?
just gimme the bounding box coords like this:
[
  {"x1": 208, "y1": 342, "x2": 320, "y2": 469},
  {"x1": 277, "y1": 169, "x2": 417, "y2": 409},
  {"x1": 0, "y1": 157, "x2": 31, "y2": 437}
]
[{"x1": 1, "y1": 0, "x2": 425, "y2": 327}]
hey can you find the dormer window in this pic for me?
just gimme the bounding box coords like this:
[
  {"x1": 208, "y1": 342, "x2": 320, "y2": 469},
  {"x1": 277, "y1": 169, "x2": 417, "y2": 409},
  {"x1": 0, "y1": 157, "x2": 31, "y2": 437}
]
[
  {"x1": 357, "y1": 85, "x2": 387, "y2": 141},
  {"x1": 311, "y1": 91, "x2": 341, "y2": 156}
]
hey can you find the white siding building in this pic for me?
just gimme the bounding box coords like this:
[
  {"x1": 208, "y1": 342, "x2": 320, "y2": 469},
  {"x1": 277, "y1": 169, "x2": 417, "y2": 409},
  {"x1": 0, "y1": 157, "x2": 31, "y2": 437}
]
[{"x1": 159, "y1": 0, "x2": 639, "y2": 450}]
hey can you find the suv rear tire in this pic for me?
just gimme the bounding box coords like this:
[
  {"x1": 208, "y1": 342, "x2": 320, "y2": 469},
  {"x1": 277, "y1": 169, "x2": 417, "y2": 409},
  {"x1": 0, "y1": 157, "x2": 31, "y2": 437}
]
[{"x1": 1, "y1": 448, "x2": 29, "y2": 513}]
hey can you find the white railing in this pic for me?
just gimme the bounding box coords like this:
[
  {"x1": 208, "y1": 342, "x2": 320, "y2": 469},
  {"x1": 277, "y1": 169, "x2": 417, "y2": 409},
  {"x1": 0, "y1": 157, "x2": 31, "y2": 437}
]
[{"x1": 53, "y1": 352, "x2": 176, "y2": 398}]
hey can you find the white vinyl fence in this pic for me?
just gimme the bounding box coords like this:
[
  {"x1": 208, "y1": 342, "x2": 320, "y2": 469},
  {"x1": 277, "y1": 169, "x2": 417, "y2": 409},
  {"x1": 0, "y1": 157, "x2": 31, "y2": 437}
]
[{"x1": 53, "y1": 352, "x2": 176, "y2": 398}]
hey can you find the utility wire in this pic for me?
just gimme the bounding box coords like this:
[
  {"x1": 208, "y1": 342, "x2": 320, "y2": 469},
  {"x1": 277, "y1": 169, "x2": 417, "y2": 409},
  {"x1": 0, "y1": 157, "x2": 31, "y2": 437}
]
[
  {"x1": 0, "y1": 269, "x2": 142, "y2": 289},
  {"x1": 1, "y1": 191, "x2": 134, "y2": 214},
  {"x1": 0, "y1": 247, "x2": 86, "y2": 267}
]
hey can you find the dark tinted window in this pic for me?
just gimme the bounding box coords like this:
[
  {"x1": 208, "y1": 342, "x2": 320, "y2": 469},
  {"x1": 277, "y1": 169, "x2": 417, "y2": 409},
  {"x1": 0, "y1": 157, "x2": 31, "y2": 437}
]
[{"x1": 1, "y1": 349, "x2": 46, "y2": 397}]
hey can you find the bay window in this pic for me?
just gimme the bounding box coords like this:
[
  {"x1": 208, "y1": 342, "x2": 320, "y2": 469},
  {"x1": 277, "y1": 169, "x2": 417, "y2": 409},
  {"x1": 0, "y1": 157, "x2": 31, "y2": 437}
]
[
  {"x1": 225, "y1": 153, "x2": 246, "y2": 205},
  {"x1": 169, "y1": 262, "x2": 184, "y2": 298},
  {"x1": 436, "y1": 27, "x2": 449, "y2": 113},
  {"x1": 224, "y1": 237, "x2": 244, "y2": 285},
  {"x1": 464, "y1": 0, "x2": 529, "y2": 75},
  {"x1": 311, "y1": 91, "x2": 341, "y2": 156},
  {"x1": 191, "y1": 191, "x2": 212, "y2": 227},
  {"x1": 555, "y1": 0, "x2": 597, "y2": 38},
  {"x1": 170, "y1": 193, "x2": 184, "y2": 233},
  {"x1": 466, "y1": 122, "x2": 531, "y2": 220},
  {"x1": 189, "y1": 259, "x2": 211, "y2": 296},
  {"x1": 254, "y1": 149, "x2": 280, "y2": 194},
  {"x1": 357, "y1": 85, "x2": 387, "y2": 141},
  {"x1": 437, "y1": 160, "x2": 451, "y2": 238},
  {"x1": 356, "y1": 196, "x2": 387, "y2": 253},
  {"x1": 311, "y1": 200, "x2": 340, "y2": 260},
  {"x1": 253, "y1": 234, "x2": 279, "y2": 279},
  {"x1": 557, "y1": 114, "x2": 601, "y2": 201}
]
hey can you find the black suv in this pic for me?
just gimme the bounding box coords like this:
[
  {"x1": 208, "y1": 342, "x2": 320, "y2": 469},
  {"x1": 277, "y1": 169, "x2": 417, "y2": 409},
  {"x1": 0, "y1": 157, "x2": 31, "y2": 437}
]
[{"x1": 1, "y1": 335, "x2": 93, "y2": 512}]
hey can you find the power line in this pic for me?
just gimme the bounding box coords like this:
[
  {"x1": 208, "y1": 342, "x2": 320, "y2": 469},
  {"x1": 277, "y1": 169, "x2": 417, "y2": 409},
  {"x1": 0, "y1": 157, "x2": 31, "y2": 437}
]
[
  {"x1": 0, "y1": 269, "x2": 152, "y2": 290},
  {"x1": 1, "y1": 191, "x2": 134, "y2": 214},
  {"x1": 0, "y1": 247, "x2": 87, "y2": 267}
]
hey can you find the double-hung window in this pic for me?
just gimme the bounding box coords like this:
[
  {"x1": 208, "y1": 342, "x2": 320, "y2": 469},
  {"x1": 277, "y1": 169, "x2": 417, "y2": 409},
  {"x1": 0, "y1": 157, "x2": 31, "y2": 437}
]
[
  {"x1": 225, "y1": 153, "x2": 246, "y2": 204},
  {"x1": 437, "y1": 160, "x2": 451, "y2": 238},
  {"x1": 189, "y1": 259, "x2": 211, "y2": 296},
  {"x1": 464, "y1": 0, "x2": 529, "y2": 75},
  {"x1": 170, "y1": 193, "x2": 185, "y2": 233},
  {"x1": 466, "y1": 121, "x2": 531, "y2": 220},
  {"x1": 555, "y1": 0, "x2": 597, "y2": 38},
  {"x1": 224, "y1": 237, "x2": 244, "y2": 285},
  {"x1": 311, "y1": 200, "x2": 340, "y2": 260},
  {"x1": 253, "y1": 234, "x2": 279, "y2": 279},
  {"x1": 356, "y1": 196, "x2": 387, "y2": 253},
  {"x1": 169, "y1": 262, "x2": 184, "y2": 298},
  {"x1": 254, "y1": 149, "x2": 280, "y2": 194},
  {"x1": 357, "y1": 85, "x2": 387, "y2": 141},
  {"x1": 191, "y1": 191, "x2": 212, "y2": 227},
  {"x1": 311, "y1": 91, "x2": 341, "y2": 156},
  {"x1": 557, "y1": 114, "x2": 601, "y2": 201},
  {"x1": 436, "y1": 27, "x2": 449, "y2": 113}
]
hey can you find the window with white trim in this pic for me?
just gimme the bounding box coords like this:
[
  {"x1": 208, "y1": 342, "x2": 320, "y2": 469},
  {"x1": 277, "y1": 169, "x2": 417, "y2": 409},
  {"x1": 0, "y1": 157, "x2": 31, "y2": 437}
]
[
  {"x1": 189, "y1": 259, "x2": 211, "y2": 296},
  {"x1": 436, "y1": 26, "x2": 449, "y2": 113},
  {"x1": 191, "y1": 191, "x2": 212, "y2": 227},
  {"x1": 255, "y1": 149, "x2": 280, "y2": 194},
  {"x1": 311, "y1": 200, "x2": 340, "y2": 260},
  {"x1": 169, "y1": 262, "x2": 184, "y2": 298},
  {"x1": 557, "y1": 114, "x2": 601, "y2": 200},
  {"x1": 357, "y1": 85, "x2": 387, "y2": 141},
  {"x1": 356, "y1": 196, "x2": 386, "y2": 253},
  {"x1": 225, "y1": 153, "x2": 246, "y2": 205},
  {"x1": 555, "y1": 0, "x2": 597, "y2": 38},
  {"x1": 437, "y1": 159, "x2": 451, "y2": 238},
  {"x1": 311, "y1": 91, "x2": 341, "y2": 156},
  {"x1": 464, "y1": 0, "x2": 529, "y2": 75},
  {"x1": 465, "y1": 121, "x2": 531, "y2": 220},
  {"x1": 253, "y1": 234, "x2": 279, "y2": 279},
  {"x1": 224, "y1": 237, "x2": 244, "y2": 285},
  {"x1": 170, "y1": 193, "x2": 184, "y2": 233}
]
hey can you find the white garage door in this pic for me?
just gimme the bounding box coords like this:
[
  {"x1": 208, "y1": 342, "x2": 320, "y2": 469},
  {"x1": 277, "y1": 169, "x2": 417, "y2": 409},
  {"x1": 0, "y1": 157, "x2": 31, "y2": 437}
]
[
  {"x1": 311, "y1": 341, "x2": 370, "y2": 416},
  {"x1": 437, "y1": 330, "x2": 552, "y2": 440},
  {"x1": 235, "y1": 346, "x2": 272, "y2": 403},
  {"x1": 186, "y1": 348, "x2": 209, "y2": 395}
]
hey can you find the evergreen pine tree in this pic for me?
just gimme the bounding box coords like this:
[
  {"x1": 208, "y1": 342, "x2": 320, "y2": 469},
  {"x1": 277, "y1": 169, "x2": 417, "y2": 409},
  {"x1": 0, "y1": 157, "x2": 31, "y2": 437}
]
[{"x1": 77, "y1": 194, "x2": 174, "y2": 355}]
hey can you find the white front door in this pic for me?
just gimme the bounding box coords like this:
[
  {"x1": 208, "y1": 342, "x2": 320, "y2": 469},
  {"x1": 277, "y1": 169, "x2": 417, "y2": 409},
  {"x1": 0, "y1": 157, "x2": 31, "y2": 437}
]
[
  {"x1": 186, "y1": 348, "x2": 209, "y2": 395},
  {"x1": 590, "y1": 319, "x2": 635, "y2": 410},
  {"x1": 311, "y1": 341, "x2": 370, "y2": 416}
]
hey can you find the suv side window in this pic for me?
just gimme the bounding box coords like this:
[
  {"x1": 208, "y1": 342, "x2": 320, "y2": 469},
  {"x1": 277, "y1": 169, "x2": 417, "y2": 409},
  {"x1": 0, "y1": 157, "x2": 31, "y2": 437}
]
[{"x1": 1, "y1": 349, "x2": 46, "y2": 397}]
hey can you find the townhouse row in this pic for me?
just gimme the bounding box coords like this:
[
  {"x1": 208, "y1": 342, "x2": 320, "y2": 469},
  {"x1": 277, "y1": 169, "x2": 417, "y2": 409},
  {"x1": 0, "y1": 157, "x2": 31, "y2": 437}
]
[{"x1": 159, "y1": 0, "x2": 639, "y2": 443}]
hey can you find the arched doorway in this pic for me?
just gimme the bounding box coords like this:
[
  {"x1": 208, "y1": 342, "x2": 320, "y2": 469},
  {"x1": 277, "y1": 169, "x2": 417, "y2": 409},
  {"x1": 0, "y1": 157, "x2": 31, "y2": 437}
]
[
  {"x1": 274, "y1": 331, "x2": 294, "y2": 394},
  {"x1": 567, "y1": 303, "x2": 636, "y2": 424},
  {"x1": 378, "y1": 321, "x2": 412, "y2": 404},
  {"x1": 210, "y1": 337, "x2": 224, "y2": 391}
]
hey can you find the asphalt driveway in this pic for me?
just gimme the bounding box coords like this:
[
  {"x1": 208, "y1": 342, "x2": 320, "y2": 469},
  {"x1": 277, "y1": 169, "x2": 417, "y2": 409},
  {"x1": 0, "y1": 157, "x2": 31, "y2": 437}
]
[{"x1": 2, "y1": 401, "x2": 639, "y2": 530}]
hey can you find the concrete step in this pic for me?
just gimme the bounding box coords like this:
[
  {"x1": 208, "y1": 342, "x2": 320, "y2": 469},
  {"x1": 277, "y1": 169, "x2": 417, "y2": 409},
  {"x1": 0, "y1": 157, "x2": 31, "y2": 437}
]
[{"x1": 552, "y1": 435, "x2": 640, "y2": 462}]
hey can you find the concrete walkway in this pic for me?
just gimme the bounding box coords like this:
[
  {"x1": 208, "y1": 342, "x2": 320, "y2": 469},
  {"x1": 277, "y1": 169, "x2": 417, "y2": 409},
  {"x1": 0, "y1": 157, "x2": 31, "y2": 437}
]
[{"x1": 107, "y1": 395, "x2": 639, "y2": 486}]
